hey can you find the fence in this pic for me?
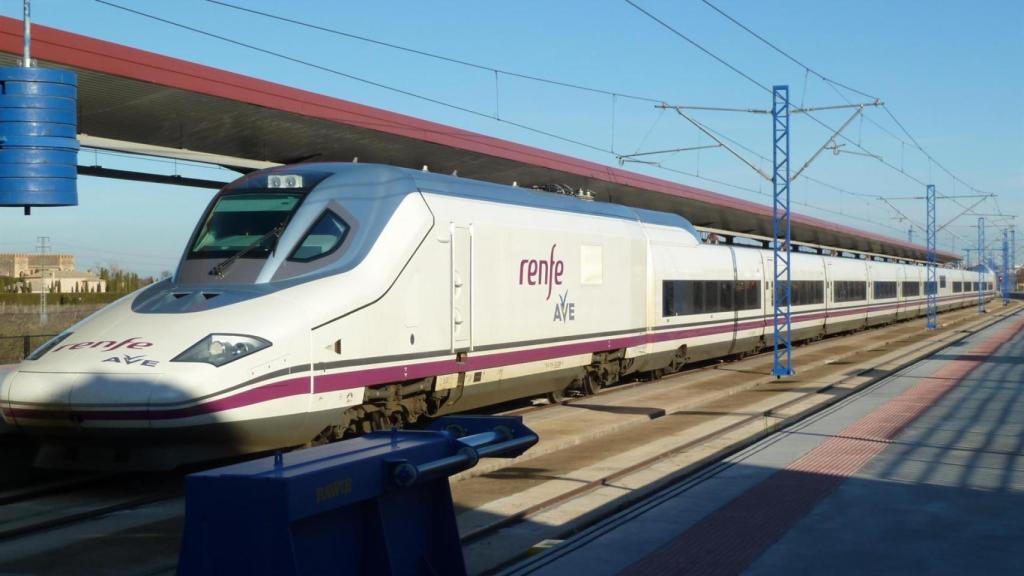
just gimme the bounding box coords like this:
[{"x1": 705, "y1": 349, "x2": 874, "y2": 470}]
[
  {"x1": 0, "y1": 303, "x2": 105, "y2": 364},
  {"x1": 0, "y1": 333, "x2": 56, "y2": 364}
]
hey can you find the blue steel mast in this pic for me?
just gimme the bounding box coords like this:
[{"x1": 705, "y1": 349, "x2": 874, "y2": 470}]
[
  {"x1": 771, "y1": 85, "x2": 793, "y2": 377},
  {"x1": 926, "y1": 184, "x2": 937, "y2": 329},
  {"x1": 1002, "y1": 228, "x2": 1009, "y2": 305},
  {"x1": 978, "y1": 217, "x2": 986, "y2": 314}
]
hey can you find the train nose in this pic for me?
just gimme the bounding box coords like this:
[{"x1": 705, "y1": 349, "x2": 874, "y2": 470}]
[{"x1": 3, "y1": 371, "x2": 156, "y2": 429}]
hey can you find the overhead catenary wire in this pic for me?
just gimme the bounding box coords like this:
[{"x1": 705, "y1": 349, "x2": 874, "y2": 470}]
[
  {"x1": 95, "y1": 0, "x2": 996, "y2": 251},
  {"x1": 210, "y1": 0, "x2": 997, "y2": 227},
  {"x1": 94, "y1": 0, "x2": 613, "y2": 156},
  {"x1": 205, "y1": 0, "x2": 663, "y2": 105},
  {"x1": 93, "y1": 0, "x2": 906, "y2": 241},
  {"x1": 699, "y1": 0, "x2": 1005, "y2": 213}
]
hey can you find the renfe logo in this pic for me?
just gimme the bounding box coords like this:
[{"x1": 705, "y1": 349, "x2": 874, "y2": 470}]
[
  {"x1": 519, "y1": 244, "x2": 564, "y2": 301},
  {"x1": 52, "y1": 337, "x2": 154, "y2": 353}
]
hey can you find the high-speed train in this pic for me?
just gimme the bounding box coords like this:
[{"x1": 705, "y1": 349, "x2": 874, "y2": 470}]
[{"x1": 0, "y1": 164, "x2": 997, "y2": 469}]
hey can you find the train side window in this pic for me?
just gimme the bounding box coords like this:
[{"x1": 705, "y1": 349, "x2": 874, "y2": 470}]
[
  {"x1": 834, "y1": 280, "x2": 866, "y2": 303},
  {"x1": 663, "y1": 279, "x2": 762, "y2": 317},
  {"x1": 940, "y1": 276, "x2": 947, "y2": 288},
  {"x1": 901, "y1": 281, "x2": 920, "y2": 297},
  {"x1": 288, "y1": 210, "x2": 350, "y2": 262},
  {"x1": 924, "y1": 280, "x2": 937, "y2": 295},
  {"x1": 873, "y1": 281, "x2": 897, "y2": 299},
  {"x1": 952, "y1": 281, "x2": 962, "y2": 293},
  {"x1": 774, "y1": 280, "x2": 823, "y2": 306}
]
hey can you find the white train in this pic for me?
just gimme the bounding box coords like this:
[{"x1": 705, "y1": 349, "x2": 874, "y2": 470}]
[{"x1": 0, "y1": 164, "x2": 997, "y2": 468}]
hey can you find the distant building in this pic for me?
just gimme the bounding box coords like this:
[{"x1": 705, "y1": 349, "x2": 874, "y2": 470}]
[
  {"x1": 0, "y1": 253, "x2": 75, "y2": 278},
  {"x1": 23, "y1": 270, "x2": 106, "y2": 294}
]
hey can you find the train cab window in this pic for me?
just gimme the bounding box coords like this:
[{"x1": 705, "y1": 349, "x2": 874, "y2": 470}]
[
  {"x1": 833, "y1": 281, "x2": 866, "y2": 303},
  {"x1": 901, "y1": 281, "x2": 920, "y2": 297},
  {"x1": 873, "y1": 281, "x2": 898, "y2": 299},
  {"x1": 288, "y1": 211, "x2": 350, "y2": 262},
  {"x1": 189, "y1": 192, "x2": 304, "y2": 260}
]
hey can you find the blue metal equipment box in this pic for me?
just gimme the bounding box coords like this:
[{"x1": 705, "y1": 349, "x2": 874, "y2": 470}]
[{"x1": 178, "y1": 416, "x2": 538, "y2": 576}]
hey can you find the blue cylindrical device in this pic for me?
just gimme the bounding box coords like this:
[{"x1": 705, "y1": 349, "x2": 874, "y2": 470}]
[{"x1": 0, "y1": 67, "x2": 79, "y2": 208}]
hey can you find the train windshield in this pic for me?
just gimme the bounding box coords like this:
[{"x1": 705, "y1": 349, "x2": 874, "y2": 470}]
[{"x1": 188, "y1": 192, "x2": 304, "y2": 260}]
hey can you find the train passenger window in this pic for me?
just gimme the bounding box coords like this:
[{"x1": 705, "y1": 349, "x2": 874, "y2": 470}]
[
  {"x1": 901, "y1": 281, "x2": 920, "y2": 297},
  {"x1": 288, "y1": 211, "x2": 350, "y2": 262},
  {"x1": 952, "y1": 281, "x2": 963, "y2": 293},
  {"x1": 662, "y1": 280, "x2": 761, "y2": 316},
  {"x1": 735, "y1": 280, "x2": 762, "y2": 311},
  {"x1": 833, "y1": 281, "x2": 866, "y2": 303},
  {"x1": 774, "y1": 280, "x2": 824, "y2": 306},
  {"x1": 924, "y1": 281, "x2": 937, "y2": 295},
  {"x1": 873, "y1": 281, "x2": 898, "y2": 299}
]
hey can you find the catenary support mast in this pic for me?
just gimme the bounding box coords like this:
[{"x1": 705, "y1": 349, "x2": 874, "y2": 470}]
[
  {"x1": 926, "y1": 184, "x2": 937, "y2": 329},
  {"x1": 771, "y1": 85, "x2": 794, "y2": 377},
  {"x1": 978, "y1": 217, "x2": 986, "y2": 314}
]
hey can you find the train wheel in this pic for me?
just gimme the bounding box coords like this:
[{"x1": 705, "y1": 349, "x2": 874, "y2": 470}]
[
  {"x1": 548, "y1": 388, "x2": 568, "y2": 404},
  {"x1": 582, "y1": 373, "x2": 603, "y2": 395}
]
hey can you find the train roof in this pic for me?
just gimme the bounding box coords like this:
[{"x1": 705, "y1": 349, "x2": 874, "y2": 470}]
[
  {"x1": 248, "y1": 163, "x2": 702, "y2": 240},
  {"x1": 0, "y1": 17, "x2": 957, "y2": 264}
]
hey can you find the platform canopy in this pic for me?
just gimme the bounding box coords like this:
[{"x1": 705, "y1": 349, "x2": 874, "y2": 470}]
[{"x1": 0, "y1": 17, "x2": 957, "y2": 264}]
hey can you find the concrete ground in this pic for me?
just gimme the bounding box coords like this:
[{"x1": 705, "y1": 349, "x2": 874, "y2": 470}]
[{"x1": 507, "y1": 311, "x2": 1024, "y2": 576}]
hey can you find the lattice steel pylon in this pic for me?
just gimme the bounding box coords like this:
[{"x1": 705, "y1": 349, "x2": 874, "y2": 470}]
[
  {"x1": 1002, "y1": 228, "x2": 1009, "y2": 305},
  {"x1": 771, "y1": 85, "x2": 793, "y2": 377},
  {"x1": 926, "y1": 184, "x2": 937, "y2": 329},
  {"x1": 978, "y1": 217, "x2": 986, "y2": 314}
]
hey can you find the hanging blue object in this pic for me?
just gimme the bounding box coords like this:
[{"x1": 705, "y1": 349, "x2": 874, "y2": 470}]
[{"x1": 0, "y1": 66, "x2": 79, "y2": 209}]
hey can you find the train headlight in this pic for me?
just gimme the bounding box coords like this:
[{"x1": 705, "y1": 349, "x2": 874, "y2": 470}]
[{"x1": 172, "y1": 334, "x2": 271, "y2": 367}]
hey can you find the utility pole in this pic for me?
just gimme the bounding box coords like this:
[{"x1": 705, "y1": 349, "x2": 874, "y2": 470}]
[{"x1": 36, "y1": 235, "x2": 48, "y2": 324}]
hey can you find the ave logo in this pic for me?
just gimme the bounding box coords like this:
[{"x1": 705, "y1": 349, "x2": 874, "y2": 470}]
[
  {"x1": 553, "y1": 290, "x2": 575, "y2": 323},
  {"x1": 103, "y1": 354, "x2": 159, "y2": 368}
]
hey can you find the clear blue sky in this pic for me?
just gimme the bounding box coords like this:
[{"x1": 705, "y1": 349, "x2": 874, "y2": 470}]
[{"x1": 1, "y1": 0, "x2": 1020, "y2": 276}]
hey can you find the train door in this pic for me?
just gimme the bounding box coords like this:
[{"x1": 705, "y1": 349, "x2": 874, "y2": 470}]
[
  {"x1": 726, "y1": 246, "x2": 739, "y2": 354},
  {"x1": 823, "y1": 259, "x2": 833, "y2": 333},
  {"x1": 451, "y1": 224, "x2": 473, "y2": 352}
]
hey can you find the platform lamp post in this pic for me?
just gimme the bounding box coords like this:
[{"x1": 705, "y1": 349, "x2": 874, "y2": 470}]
[
  {"x1": 978, "y1": 217, "x2": 986, "y2": 314},
  {"x1": 771, "y1": 85, "x2": 794, "y2": 378},
  {"x1": 925, "y1": 185, "x2": 937, "y2": 329}
]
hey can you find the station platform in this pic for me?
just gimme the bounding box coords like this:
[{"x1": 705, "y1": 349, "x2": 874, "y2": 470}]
[{"x1": 505, "y1": 310, "x2": 1024, "y2": 576}]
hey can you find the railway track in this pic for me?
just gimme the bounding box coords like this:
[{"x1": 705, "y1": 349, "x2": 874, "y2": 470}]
[
  {"x1": 0, "y1": 474, "x2": 182, "y2": 543},
  {"x1": 456, "y1": 304, "x2": 1021, "y2": 573}
]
